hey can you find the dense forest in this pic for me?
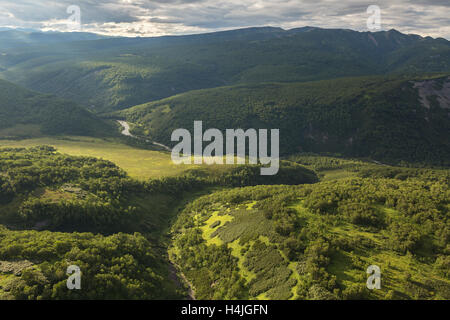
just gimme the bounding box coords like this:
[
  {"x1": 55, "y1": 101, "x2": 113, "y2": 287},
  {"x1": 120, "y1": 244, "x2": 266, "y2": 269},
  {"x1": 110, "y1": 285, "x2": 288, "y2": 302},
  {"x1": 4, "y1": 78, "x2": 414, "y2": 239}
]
[
  {"x1": 0, "y1": 146, "x2": 165, "y2": 233},
  {"x1": 0, "y1": 25, "x2": 449, "y2": 301},
  {"x1": 1, "y1": 146, "x2": 315, "y2": 233},
  {"x1": 0, "y1": 228, "x2": 179, "y2": 300},
  {"x1": 0, "y1": 146, "x2": 319, "y2": 299},
  {"x1": 0, "y1": 147, "x2": 184, "y2": 299},
  {"x1": 0, "y1": 147, "x2": 448, "y2": 300},
  {"x1": 118, "y1": 74, "x2": 450, "y2": 165},
  {"x1": 0, "y1": 28, "x2": 448, "y2": 112},
  {"x1": 0, "y1": 79, "x2": 114, "y2": 139}
]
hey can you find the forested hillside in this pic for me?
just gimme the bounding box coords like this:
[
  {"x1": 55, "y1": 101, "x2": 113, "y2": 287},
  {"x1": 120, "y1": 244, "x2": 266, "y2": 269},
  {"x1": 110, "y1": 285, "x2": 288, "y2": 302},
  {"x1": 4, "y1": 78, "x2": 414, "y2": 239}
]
[
  {"x1": 0, "y1": 147, "x2": 448, "y2": 300},
  {"x1": 0, "y1": 79, "x2": 113, "y2": 138},
  {"x1": 118, "y1": 75, "x2": 450, "y2": 165},
  {"x1": 0, "y1": 146, "x2": 189, "y2": 299},
  {"x1": 170, "y1": 158, "x2": 450, "y2": 300},
  {"x1": 0, "y1": 147, "x2": 317, "y2": 232},
  {"x1": 0, "y1": 27, "x2": 448, "y2": 111},
  {"x1": 0, "y1": 146, "x2": 319, "y2": 299},
  {"x1": 0, "y1": 228, "x2": 178, "y2": 300},
  {"x1": 0, "y1": 24, "x2": 448, "y2": 301}
]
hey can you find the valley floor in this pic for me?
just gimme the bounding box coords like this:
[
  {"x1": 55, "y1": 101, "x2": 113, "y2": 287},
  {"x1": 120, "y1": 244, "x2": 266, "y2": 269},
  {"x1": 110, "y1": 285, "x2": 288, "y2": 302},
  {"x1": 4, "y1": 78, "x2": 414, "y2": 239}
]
[{"x1": 0, "y1": 136, "x2": 193, "y2": 180}]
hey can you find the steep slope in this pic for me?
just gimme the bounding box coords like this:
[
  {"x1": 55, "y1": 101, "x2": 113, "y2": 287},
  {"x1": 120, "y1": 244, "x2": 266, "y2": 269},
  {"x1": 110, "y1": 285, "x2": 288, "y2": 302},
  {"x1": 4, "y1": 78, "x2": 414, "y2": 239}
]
[
  {"x1": 0, "y1": 27, "x2": 448, "y2": 112},
  {"x1": 0, "y1": 79, "x2": 113, "y2": 138},
  {"x1": 118, "y1": 74, "x2": 450, "y2": 165}
]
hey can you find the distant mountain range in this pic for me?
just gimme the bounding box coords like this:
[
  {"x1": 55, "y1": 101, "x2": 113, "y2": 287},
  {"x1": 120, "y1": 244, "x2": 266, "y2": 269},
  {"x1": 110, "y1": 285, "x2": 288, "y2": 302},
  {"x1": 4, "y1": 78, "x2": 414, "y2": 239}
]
[
  {"x1": 0, "y1": 28, "x2": 110, "y2": 49},
  {"x1": 0, "y1": 27, "x2": 448, "y2": 112},
  {"x1": 0, "y1": 26, "x2": 449, "y2": 164}
]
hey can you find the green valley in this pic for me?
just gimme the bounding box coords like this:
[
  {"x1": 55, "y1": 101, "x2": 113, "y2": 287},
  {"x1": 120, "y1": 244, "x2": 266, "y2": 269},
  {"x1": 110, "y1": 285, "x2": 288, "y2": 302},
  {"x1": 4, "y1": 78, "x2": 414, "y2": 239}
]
[
  {"x1": 0, "y1": 136, "x2": 194, "y2": 180},
  {"x1": 118, "y1": 74, "x2": 450, "y2": 165},
  {"x1": 0, "y1": 22, "x2": 448, "y2": 302}
]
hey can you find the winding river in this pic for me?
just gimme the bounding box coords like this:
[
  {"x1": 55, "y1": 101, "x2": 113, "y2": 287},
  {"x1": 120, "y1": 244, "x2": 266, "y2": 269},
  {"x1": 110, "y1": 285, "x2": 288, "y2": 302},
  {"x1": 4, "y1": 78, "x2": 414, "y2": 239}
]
[
  {"x1": 117, "y1": 120, "x2": 172, "y2": 152},
  {"x1": 117, "y1": 120, "x2": 133, "y2": 137},
  {"x1": 117, "y1": 120, "x2": 193, "y2": 298}
]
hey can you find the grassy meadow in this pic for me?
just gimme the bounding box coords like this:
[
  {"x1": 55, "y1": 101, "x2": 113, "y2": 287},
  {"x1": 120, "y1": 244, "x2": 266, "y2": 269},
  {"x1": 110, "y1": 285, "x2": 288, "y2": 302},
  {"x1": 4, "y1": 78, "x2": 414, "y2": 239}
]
[
  {"x1": 0, "y1": 136, "x2": 282, "y2": 180},
  {"x1": 0, "y1": 136, "x2": 195, "y2": 180}
]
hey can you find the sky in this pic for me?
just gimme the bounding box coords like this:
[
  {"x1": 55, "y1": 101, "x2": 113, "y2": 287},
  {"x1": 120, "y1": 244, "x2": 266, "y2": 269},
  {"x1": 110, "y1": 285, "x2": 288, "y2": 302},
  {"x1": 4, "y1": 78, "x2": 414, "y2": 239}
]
[{"x1": 0, "y1": 0, "x2": 448, "y2": 39}]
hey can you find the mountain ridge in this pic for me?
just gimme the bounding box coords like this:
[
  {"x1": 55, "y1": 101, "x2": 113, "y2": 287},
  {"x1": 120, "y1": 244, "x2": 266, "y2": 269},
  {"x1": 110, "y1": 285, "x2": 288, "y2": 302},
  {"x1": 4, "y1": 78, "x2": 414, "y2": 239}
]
[
  {"x1": 117, "y1": 74, "x2": 450, "y2": 165},
  {"x1": 0, "y1": 26, "x2": 448, "y2": 112},
  {"x1": 0, "y1": 29, "x2": 110, "y2": 49}
]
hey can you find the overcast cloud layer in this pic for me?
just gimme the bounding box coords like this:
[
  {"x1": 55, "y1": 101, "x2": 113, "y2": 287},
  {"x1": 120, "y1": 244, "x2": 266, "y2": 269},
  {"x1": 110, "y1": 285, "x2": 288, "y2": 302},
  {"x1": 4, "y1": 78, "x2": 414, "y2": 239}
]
[{"x1": 0, "y1": 0, "x2": 448, "y2": 39}]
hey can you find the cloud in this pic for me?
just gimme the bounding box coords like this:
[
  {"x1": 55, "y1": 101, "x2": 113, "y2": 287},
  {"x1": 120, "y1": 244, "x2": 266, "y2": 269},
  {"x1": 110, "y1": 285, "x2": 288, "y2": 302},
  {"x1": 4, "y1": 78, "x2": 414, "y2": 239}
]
[{"x1": 0, "y1": 0, "x2": 448, "y2": 39}]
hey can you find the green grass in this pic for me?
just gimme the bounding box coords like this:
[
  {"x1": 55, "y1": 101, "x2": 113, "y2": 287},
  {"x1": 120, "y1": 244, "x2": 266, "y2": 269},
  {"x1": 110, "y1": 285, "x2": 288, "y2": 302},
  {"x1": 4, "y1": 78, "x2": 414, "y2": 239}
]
[
  {"x1": 0, "y1": 124, "x2": 42, "y2": 138},
  {"x1": 200, "y1": 211, "x2": 234, "y2": 246},
  {"x1": 0, "y1": 273, "x2": 15, "y2": 299},
  {"x1": 182, "y1": 200, "x2": 300, "y2": 300},
  {"x1": 0, "y1": 136, "x2": 252, "y2": 180},
  {"x1": 321, "y1": 169, "x2": 358, "y2": 181},
  {"x1": 171, "y1": 175, "x2": 450, "y2": 300},
  {"x1": 0, "y1": 136, "x2": 198, "y2": 180},
  {"x1": 228, "y1": 239, "x2": 257, "y2": 282},
  {"x1": 323, "y1": 206, "x2": 449, "y2": 300}
]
